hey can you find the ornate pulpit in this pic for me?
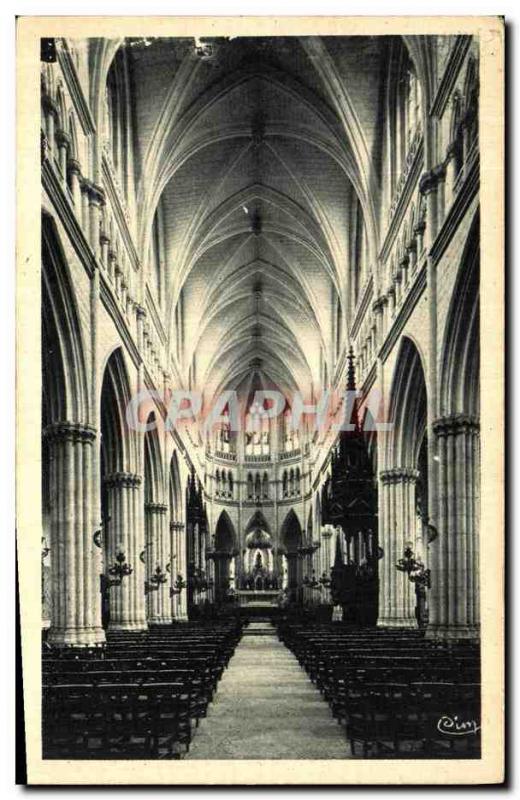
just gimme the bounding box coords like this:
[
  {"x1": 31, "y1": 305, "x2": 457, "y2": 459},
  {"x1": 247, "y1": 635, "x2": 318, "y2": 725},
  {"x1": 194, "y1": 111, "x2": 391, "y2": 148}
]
[{"x1": 321, "y1": 348, "x2": 380, "y2": 626}]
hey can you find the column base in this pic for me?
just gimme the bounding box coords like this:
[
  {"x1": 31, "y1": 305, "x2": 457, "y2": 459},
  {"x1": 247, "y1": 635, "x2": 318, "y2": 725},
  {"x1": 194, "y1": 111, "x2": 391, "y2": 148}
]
[
  {"x1": 47, "y1": 626, "x2": 106, "y2": 648},
  {"x1": 148, "y1": 617, "x2": 174, "y2": 626},
  {"x1": 425, "y1": 624, "x2": 480, "y2": 642},
  {"x1": 108, "y1": 620, "x2": 148, "y2": 632},
  {"x1": 378, "y1": 617, "x2": 417, "y2": 629},
  {"x1": 173, "y1": 614, "x2": 189, "y2": 623}
]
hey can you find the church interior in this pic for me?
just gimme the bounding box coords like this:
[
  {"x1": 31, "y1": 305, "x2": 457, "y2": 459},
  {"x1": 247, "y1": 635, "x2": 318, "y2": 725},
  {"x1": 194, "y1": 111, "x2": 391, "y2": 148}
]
[{"x1": 40, "y1": 33, "x2": 480, "y2": 759}]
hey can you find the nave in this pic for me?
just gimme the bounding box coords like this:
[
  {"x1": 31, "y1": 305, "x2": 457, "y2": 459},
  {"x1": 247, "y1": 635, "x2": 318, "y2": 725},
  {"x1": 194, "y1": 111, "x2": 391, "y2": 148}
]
[
  {"x1": 43, "y1": 617, "x2": 480, "y2": 761},
  {"x1": 187, "y1": 622, "x2": 349, "y2": 760}
]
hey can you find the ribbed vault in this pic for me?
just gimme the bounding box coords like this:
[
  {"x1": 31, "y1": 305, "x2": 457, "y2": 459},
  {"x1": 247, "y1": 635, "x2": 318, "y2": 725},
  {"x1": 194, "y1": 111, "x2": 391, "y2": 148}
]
[{"x1": 109, "y1": 35, "x2": 392, "y2": 406}]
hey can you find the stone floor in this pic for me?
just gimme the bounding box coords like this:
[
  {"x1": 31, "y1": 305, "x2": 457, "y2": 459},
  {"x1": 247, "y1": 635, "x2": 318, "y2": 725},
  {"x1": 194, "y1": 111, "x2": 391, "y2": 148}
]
[{"x1": 186, "y1": 622, "x2": 352, "y2": 759}]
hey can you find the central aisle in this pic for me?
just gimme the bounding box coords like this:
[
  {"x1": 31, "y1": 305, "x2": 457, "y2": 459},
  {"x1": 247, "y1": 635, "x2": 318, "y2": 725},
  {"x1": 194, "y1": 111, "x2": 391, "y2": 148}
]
[{"x1": 187, "y1": 622, "x2": 351, "y2": 759}]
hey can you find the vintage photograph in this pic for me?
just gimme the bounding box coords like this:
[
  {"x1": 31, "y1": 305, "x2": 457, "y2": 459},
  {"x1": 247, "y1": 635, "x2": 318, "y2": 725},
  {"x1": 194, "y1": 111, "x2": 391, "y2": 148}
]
[{"x1": 16, "y1": 15, "x2": 504, "y2": 785}]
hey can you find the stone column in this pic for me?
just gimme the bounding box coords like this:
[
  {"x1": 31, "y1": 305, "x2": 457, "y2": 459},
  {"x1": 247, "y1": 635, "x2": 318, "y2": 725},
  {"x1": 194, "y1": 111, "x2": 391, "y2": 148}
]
[
  {"x1": 86, "y1": 182, "x2": 105, "y2": 259},
  {"x1": 406, "y1": 241, "x2": 417, "y2": 277},
  {"x1": 41, "y1": 94, "x2": 58, "y2": 158},
  {"x1": 67, "y1": 158, "x2": 82, "y2": 215},
  {"x1": 55, "y1": 129, "x2": 70, "y2": 191},
  {"x1": 80, "y1": 178, "x2": 90, "y2": 235},
  {"x1": 208, "y1": 554, "x2": 219, "y2": 603},
  {"x1": 107, "y1": 249, "x2": 117, "y2": 284},
  {"x1": 169, "y1": 521, "x2": 180, "y2": 620},
  {"x1": 281, "y1": 555, "x2": 288, "y2": 590},
  {"x1": 445, "y1": 143, "x2": 458, "y2": 208},
  {"x1": 394, "y1": 272, "x2": 402, "y2": 307},
  {"x1": 372, "y1": 296, "x2": 385, "y2": 346},
  {"x1": 44, "y1": 422, "x2": 105, "y2": 647},
  {"x1": 100, "y1": 232, "x2": 110, "y2": 271},
  {"x1": 320, "y1": 525, "x2": 334, "y2": 603},
  {"x1": 41, "y1": 540, "x2": 52, "y2": 630},
  {"x1": 420, "y1": 169, "x2": 439, "y2": 244},
  {"x1": 104, "y1": 472, "x2": 147, "y2": 631},
  {"x1": 145, "y1": 502, "x2": 171, "y2": 625},
  {"x1": 427, "y1": 415, "x2": 480, "y2": 640},
  {"x1": 175, "y1": 522, "x2": 189, "y2": 621},
  {"x1": 378, "y1": 468, "x2": 420, "y2": 628},
  {"x1": 387, "y1": 284, "x2": 396, "y2": 320},
  {"x1": 400, "y1": 253, "x2": 410, "y2": 291},
  {"x1": 435, "y1": 164, "x2": 447, "y2": 230},
  {"x1": 414, "y1": 220, "x2": 426, "y2": 258}
]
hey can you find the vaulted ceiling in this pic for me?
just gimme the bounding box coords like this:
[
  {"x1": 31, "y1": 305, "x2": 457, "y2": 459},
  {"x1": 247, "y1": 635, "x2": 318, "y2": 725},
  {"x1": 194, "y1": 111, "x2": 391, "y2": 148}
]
[{"x1": 125, "y1": 36, "x2": 390, "y2": 405}]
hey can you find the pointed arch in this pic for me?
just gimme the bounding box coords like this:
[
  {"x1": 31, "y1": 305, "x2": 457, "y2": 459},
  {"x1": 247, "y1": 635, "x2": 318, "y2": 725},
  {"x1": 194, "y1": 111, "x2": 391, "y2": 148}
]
[
  {"x1": 214, "y1": 510, "x2": 237, "y2": 553},
  {"x1": 245, "y1": 509, "x2": 271, "y2": 534},
  {"x1": 144, "y1": 412, "x2": 164, "y2": 502},
  {"x1": 100, "y1": 347, "x2": 135, "y2": 475},
  {"x1": 281, "y1": 509, "x2": 303, "y2": 553},
  {"x1": 388, "y1": 335, "x2": 427, "y2": 468},
  {"x1": 169, "y1": 450, "x2": 183, "y2": 520},
  {"x1": 280, "y1": 509, "x2": 303, "y2": 596},
  {"x1": 42, "y1": 212, "x2": 90, "y2": 424},
  {"x1": 440, "y1": 212, "x2": 480, "y2": 417}
]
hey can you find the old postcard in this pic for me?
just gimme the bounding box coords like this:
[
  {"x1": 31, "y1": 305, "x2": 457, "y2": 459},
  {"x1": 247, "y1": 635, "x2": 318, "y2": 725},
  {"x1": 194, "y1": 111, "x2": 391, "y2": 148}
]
[{"x1": 16, "y1": 15, "x2": 504, "y2": 785}]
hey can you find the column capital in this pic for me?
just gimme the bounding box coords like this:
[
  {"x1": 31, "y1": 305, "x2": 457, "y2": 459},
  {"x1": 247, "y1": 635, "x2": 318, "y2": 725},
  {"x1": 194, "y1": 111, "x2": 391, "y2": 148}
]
[
  {"x1": 104, "y1": 471, "x2": 142, "y2": 489},
  {"x1": 380, "y1": 467, "x2": 421, "y2": 484},
  {"x1": 43, "y1": 421, "x2": 97, "y2": 444},
  {"x1": 67, "y1": 157, "x2": 82, "y2": 177},
  {"x1": 433, "y1": 414, "x2": 480, "y2": 437},
  {"x1": 145, "y1": 502, "x2": 168, "y2": 515},
  {"x1": 55, "y1": 128, "x2": 71, "y2": 149},
  {"x1": 81, "y1": 179, "x2": 106, "y2": 207},
  {"x1": 170, "y1": 521, "x2": 185, "y2": 533},
  {"x1": 419, "y1": 163, "x2": 446, "y2": 196},
  {"x1": 136, "y1": 304, "x2": 147, "y2": 319},
  {"x1": 433, "y1": 161, "x2": 447, "y2": 185},
  {"x1": 413, "y1": 220, "x2": 426, "y2": 238}
]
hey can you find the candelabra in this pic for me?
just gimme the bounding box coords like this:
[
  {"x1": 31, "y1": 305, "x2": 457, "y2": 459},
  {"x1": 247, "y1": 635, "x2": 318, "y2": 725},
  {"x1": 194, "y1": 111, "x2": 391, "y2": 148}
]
[
  {"x1": 302, "y1": 571, "x2": 322, "y2": 591},
  {"x1": 170, "y1": 573, "x2": 187, "y2": 598},
  {"x1": 396, "y1": 544, "x2": 431, "y2": 588},
  {"x1": 145, "y1": 565, "x2": 168, "y2": 594},
  {"x1": 318, "y1": 571, "x2": 332, "y2": 589},
  {"x1": 106, "y1": 551, "x2": 133, "y2": 588}
]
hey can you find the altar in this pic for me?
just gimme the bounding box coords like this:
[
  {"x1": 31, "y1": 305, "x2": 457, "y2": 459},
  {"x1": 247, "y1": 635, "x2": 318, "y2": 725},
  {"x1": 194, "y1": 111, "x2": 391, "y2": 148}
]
[{"x1": 237, "y1": 589, "x2": 280, "y2": 608}]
